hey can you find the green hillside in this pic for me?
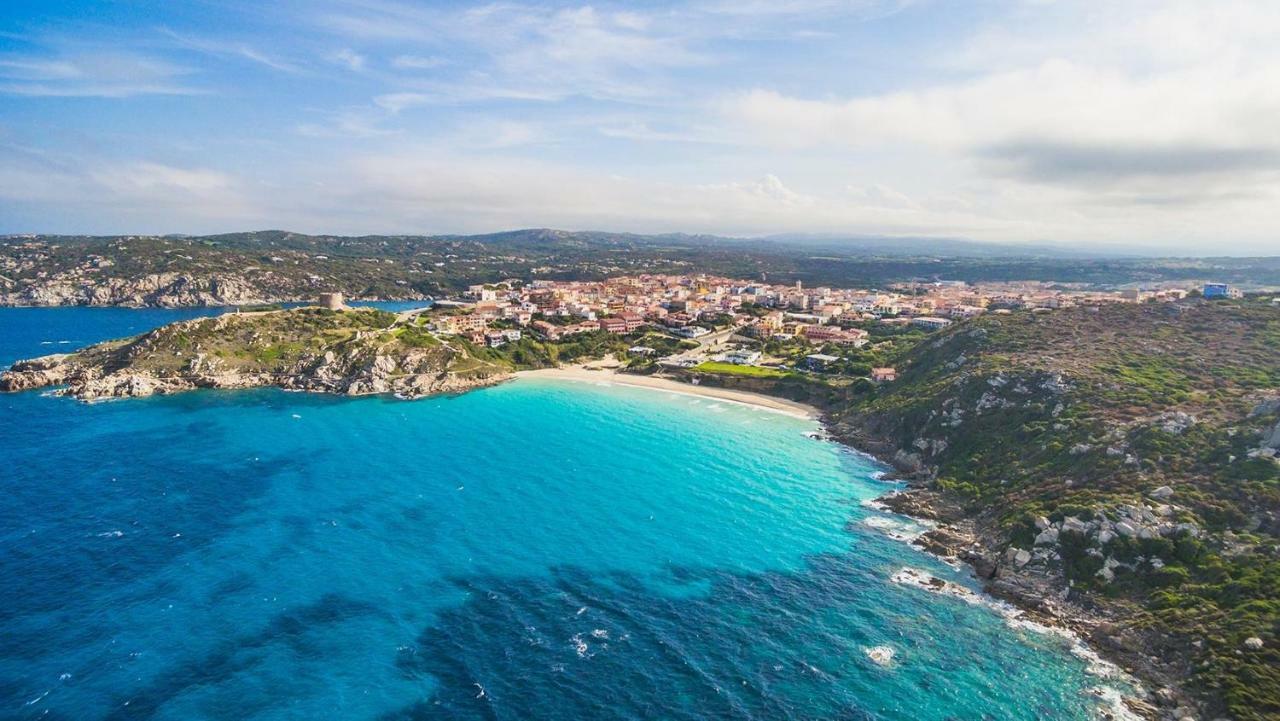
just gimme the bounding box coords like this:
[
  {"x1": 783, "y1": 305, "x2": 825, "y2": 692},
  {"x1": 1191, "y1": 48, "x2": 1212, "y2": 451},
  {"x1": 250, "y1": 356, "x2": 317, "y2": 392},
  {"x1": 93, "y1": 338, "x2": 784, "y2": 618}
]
[{"x1": 824, "y1": 298, "x2": 1279, "y2": 719}]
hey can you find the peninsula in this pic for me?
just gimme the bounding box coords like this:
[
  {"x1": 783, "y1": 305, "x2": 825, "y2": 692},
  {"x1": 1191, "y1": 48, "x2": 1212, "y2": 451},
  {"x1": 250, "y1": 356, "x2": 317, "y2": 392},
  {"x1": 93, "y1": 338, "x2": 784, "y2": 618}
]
[{"x1": 0, "y1": 304, "x2": 512, "y2": 401}]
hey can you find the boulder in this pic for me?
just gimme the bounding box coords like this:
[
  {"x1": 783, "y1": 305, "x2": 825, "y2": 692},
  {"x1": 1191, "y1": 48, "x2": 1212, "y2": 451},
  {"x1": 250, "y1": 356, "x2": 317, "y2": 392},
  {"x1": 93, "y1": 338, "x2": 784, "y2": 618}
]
[
  {"x1": 1061, "y1": 516, "x2": 1088, "y2": 535},
  {"x1": 1243, "y1": 637, "x2": 1264, "y2": 650},
  {"x1": 1034, "y1": 528, "x2": 1059, "y2": 546},
  {"x1": 1004, "y1": 547, "x2": 1033, "y2": 568},
  {"x1": 1034, "y1": 516, "x2": 1051, "y2": 531},
  {"x1": 1149, "y1": 485, "x2": 1175, "y2": 500},
  {"x1": 1115, "y1": 521, "x2": 1138, "y2": 538}
]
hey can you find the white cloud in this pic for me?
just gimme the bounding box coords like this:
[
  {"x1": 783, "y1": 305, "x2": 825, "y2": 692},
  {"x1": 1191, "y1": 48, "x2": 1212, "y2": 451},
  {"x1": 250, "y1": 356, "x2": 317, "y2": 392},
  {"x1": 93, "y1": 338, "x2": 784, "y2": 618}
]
[
  {"x1": 331, "y1": 48, "x2": 366, "y2": 71},
  {"x1": 0, "y1": 52, "x2": 199, "y2": 97},
  {"x1": 390, "y1": 54, "x2": 447, "y2": 70},
  {"x1": 373, "y1": 92, "x2": 430, "y2": 114}
]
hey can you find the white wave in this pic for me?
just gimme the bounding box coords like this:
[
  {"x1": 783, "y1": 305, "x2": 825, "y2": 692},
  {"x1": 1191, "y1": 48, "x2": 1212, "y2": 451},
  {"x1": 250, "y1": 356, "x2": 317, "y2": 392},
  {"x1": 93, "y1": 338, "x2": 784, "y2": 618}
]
[
  {"x1": 571, "y1": 633, "x2": 590, "y2": 658},
  {"x1": 863, "y1": 645, "x2": 896, "y2": 667},
  {"x1": 862, "y1": 514, "x2": 935, "y2": 542},
  {"x1": 97, "y1": 530, "x2": 124, "y2": 538},
  {"x1": 891, "y1": 567, "x2": 1146, "y2": 712},
  {"x1": 591, "y1": 628, "x2": 609, "y2": 639},
  {"x1": 1087, "y1": 685, "x2": 1146, "y2": 721}
]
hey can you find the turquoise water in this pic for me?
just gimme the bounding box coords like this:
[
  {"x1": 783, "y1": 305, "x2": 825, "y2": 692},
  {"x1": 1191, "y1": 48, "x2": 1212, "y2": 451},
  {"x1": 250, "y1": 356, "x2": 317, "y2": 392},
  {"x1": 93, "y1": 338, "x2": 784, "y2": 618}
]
[{"x1": 0, "y1": 309, "x2": 1122, "y2": 720}]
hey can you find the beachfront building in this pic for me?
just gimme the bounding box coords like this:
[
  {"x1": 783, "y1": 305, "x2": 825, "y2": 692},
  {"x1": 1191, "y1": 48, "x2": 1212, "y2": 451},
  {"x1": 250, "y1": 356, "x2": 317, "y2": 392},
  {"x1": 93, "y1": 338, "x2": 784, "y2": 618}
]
[{"x1": 722, "y1": 349, "x2": 762, "y2": 365}]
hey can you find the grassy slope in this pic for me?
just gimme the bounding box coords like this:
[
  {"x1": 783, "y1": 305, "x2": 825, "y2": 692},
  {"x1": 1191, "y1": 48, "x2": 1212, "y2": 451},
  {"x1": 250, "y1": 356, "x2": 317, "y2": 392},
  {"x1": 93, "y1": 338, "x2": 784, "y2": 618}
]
[{"x1": 828, "y1": 299, "x2": 1279, "y2": 718}]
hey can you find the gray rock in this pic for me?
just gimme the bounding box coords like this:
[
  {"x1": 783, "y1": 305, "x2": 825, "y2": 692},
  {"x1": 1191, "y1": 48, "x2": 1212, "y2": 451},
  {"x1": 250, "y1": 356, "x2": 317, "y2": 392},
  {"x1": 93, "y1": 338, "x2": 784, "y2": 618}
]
[
  {"x1": 1149, "y1": 485, "x2": 1174, "y2": 500},
  {"x1": 1061, "y1": 516, "x2": 1088, "y2": 535},
  {"x1": 1034, "y1": 516, "x2": 1051, "y2": 531},
  {"x1": 1034, "y1": 528, "x2": 1059, "y2": 546},
  {"x1": 1115, "y1": 521, "x2": 1138, "y2": 538},
  {"x1": 1243, "y1": 637, "x2": 1264, "y2": 650}
]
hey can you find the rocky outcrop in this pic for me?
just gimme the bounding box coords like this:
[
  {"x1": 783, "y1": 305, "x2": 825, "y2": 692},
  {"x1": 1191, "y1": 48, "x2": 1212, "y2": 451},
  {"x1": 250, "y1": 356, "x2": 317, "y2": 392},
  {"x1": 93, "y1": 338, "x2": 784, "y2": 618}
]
[
  {"x1": 0, "y1": 354, "x2": 74, "y2": 391},
  {"x1": 2, "y1": 349, "x2": 509, "y2": 402}
]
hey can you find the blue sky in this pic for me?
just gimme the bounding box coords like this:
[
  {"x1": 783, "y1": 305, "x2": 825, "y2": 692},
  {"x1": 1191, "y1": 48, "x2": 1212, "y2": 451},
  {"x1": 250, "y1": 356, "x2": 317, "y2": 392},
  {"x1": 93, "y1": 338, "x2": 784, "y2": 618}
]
[{"x1": 1, "y1": 0, "x2": 1278, "y2": 253}]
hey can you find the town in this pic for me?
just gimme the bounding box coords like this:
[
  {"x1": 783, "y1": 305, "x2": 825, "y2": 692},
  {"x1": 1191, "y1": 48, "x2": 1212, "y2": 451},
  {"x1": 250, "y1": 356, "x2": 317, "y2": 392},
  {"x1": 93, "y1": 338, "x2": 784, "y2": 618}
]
[{"x1": 402, "y1": 274, "x2": 1244, "y2": 383}]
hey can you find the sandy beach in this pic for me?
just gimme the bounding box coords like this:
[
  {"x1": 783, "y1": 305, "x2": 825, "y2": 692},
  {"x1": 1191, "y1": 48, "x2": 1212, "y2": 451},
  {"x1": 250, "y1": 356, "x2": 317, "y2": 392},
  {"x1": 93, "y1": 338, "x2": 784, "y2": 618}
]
[{"x1": 514, "y1": 366, "x2": 821, "y2": 420}]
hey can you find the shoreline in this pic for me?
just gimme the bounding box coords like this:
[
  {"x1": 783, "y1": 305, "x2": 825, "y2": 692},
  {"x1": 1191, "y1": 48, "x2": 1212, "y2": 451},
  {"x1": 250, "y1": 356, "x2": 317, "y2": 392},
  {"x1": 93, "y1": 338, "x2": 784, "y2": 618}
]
[
  {"x1": 520, "y1": 366, "x2": 1161, "y2": 719},
  {"x1": 513, "y1": 366, "x2": 822, "y2": 420}
]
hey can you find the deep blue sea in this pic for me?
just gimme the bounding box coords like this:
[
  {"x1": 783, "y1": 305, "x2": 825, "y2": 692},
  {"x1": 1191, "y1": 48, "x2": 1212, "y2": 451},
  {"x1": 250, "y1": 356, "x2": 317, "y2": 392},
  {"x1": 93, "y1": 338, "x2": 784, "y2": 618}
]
[{"x1": 0, "y1": 308, "x2": 1130, "y2": 720}]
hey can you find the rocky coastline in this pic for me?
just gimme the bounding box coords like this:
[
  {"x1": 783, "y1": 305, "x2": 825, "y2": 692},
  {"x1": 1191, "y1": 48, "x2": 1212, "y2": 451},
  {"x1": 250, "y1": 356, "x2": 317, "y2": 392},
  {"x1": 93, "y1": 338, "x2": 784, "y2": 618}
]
[
  {"x1": 0, "y1": 348, "x2": 510, "y2": 401},
  {"x1": 825, "y1": 418, "x2": 1202, "y2": 721}
]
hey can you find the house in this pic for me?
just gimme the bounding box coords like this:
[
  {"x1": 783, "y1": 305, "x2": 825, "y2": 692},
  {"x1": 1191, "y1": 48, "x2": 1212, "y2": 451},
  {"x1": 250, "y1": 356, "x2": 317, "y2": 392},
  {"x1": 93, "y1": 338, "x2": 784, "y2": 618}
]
[
  {"x1": 871, "y1": 367, "x2": 897, "y2": 382},
  {"x1": 627, "y1": 346, "x2": 656, "y2": 356},
  {"x1": 803, "y1": 353, "x2": 841, "y2": 371},
  {"x1": 1203, "y1": 283, "x2": 1243, "y2": 299},
  {"x1": 911, "y1": 316, "x2": 952, "y2": 331}
]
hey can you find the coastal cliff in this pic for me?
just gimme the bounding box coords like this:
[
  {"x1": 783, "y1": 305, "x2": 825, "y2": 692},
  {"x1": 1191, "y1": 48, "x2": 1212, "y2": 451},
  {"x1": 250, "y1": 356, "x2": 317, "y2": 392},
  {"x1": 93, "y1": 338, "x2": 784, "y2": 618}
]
[{"x1": 0, "y1": 307, "x2": 511, "y2": 400}]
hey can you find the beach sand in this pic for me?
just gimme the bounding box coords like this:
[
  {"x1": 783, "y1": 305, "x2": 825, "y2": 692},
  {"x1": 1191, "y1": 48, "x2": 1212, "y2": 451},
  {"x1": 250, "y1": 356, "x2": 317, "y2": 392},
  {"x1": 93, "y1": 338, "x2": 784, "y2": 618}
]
[{"x1": 514, "y1": 367, "x2": 821, "y2": 420}]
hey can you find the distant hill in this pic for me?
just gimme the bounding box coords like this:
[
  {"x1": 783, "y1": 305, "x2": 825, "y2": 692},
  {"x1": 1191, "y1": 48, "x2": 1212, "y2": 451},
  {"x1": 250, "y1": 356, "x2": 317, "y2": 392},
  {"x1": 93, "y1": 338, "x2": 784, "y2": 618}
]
[{"x1": 3, "y1": 229, "x2": 1279, "y2": 307}]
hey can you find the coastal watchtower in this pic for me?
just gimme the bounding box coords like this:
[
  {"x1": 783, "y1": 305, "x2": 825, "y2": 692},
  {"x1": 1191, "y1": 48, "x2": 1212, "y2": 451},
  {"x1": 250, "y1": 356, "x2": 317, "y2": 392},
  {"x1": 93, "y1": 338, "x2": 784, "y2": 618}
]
[{"x1": 318, "y1": 292, "x2": 346, "y2": 310}]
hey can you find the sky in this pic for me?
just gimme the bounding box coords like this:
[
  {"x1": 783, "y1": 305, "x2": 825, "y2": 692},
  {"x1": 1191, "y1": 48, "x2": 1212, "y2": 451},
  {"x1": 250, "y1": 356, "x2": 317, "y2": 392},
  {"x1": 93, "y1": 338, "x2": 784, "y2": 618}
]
[{"x1": 1, "y1": 0, "x2": 1278, "y2": 254}]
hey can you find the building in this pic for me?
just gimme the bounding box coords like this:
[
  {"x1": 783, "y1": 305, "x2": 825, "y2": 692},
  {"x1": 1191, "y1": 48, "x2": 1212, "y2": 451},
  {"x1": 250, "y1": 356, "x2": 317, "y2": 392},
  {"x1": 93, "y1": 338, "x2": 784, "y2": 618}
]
[
  {"x1": 317, "y1": 292, "x2": 345, "y2": 310},
  {"x1": 871, "y1": 367, "x2": 897, "y2": 382},
  {"x1": 722, "y1": 349, "x2": 762, "y2": 365},
  {"x1": 911, "y1": 316, "x2": 952, "y2": 331},
  {"x1": 804, "y1": 325, "x2": 869, "y2": 347},
  {"x1": 1203, "y1": 283, "x2": 1243, "y2": 299},
  {"x1": 618, "y1": 312, "x2": 646, "y2": 332},
  {"x1": 439, "y1": 313, "x2": 487, "y2": 334},
  {"x1": 599, "y1": 317, "x2": 629, "y2": 334},
  {"x1": 671, "y1": 325, "x2": 710, "y2": 339}
]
